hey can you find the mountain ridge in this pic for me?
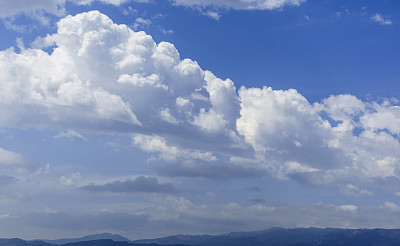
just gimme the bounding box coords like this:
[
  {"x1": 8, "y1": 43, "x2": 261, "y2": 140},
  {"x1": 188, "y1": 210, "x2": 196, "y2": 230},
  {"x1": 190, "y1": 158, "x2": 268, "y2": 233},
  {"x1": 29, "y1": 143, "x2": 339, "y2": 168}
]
[
  {"x1": 133, "y1": 227, "x2": 400, "y2": 246},
  {"x1": 3, "y1": 227, "x2": 400, "y2": 246},
  {"x1": 41, "y1": 233, "x2": 131, "y2": 245}
]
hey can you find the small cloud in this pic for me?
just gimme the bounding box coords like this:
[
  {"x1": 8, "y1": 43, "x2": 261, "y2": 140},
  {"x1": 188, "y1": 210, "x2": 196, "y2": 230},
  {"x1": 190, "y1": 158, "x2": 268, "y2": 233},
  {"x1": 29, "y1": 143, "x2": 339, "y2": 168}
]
[
  {"x1": 35, "y1": 163, "x2": 51, "y2": 175},
  {"x1": 304, "y1": 15, "x2": 310, "y2": 22},
  {"x1": 0, "y1": 147, "x2": 25, "y2": 166},
  {"x1": 384, "y1": 201, "x2": 400, "y2": 211},
  {"x1": 100, "y1": 208, "x2": 114, "y2": 213},
  {"x1": 122, "y1": 6, "x2": 137, "y2": 16},
  {"x1": 335, "y1": 12, "x2": 344, "y2": 17},
  {"x1": 371, "y1": 13, "x2": 392, "y2": 25},
  {"x1": 0, "y1": 213, "x2": 15, "y2": 220},
  {"x1": 81, "y1": 176, "x2": 177, "y2": 194},
  {"x1": 361, "y1": 6, "x2": 368, "y2": 16},
  {"x1": 16, "y1": 38, "x2": 25, "y2": 52},
  {"x1": 54, "y1": 130, "x2": 87, "y2": 141},
  {"x1": 133, "y1": 17, "x2": 151, "y2": 30},
  {"x1": 59, "y1": 172, "x2": 81, "y2": 186},
  {"x1": 158, "y1": 26, "x2": 174, "y2": 35},
  {"x1": 293, "y1": 140, "x2": 302, "y2": 147},
  {"x1": 172, "y1": 0, "x2": 305, "y2": 11},
  {"x1": 202, "y1": 10, "x2": 221, "y2": 20},
  {"x1": 338, "y1": 204, "x2": 358, "y2": 212},
  {"x1": 341, "y1": 184, "x2": 373, "y2": 198}
]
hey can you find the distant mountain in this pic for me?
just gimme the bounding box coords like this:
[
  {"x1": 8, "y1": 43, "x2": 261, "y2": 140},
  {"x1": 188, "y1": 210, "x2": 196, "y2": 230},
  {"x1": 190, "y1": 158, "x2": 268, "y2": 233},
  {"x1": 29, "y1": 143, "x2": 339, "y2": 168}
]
[
  {"x1": 4, "y1": 228, "x2": 400, "y2": 246},
  {"x1": 60, "y1": 239, "x2": 188, "y2": 246},
  {"x1": 42, "y1": 233, "x2": 131, "y2": 245},
  {"x1": 0, "y1": 238, "x2": 53, "y2": 246},
  {"x1": 133, "y1": 227, "x2": 400, "y2": 246},
  {"x1": 0, "y1": 238, "x2": 189, "y2": 246}
]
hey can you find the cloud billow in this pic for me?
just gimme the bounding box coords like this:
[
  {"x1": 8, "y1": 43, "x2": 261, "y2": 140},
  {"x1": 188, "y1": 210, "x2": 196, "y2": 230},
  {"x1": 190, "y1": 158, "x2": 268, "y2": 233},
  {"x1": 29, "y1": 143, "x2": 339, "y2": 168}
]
[{"x1": 0, "y1": 11, "x2": 399, "y2": 187}]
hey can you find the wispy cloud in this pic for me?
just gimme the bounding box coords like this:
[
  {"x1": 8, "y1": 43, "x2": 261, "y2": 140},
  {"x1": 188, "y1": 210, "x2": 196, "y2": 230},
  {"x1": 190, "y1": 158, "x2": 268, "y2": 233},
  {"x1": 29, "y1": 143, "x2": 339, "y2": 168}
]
[
  {"x1": 54, "y1": 130, "x2": 87, "y2": 141},
  {"x1": 341, "y1": 184, "x2": 373, "y2": 198},
  {"x1": 133, "y1": 17, "x2": 151, "y2": 30},
  {"x1": 371, "y1": 13, "x2": 392, "y2": 25},
  {"x1": 172, "y1": 0, "x2": 305, "y2": 19},
  {"x1": 171, "y1": 0, "x2": 306, "y2": 10},
  {"x1": 81, "y1": 176, "x2": 177, "y2": 194},
  {"x1": 0, "y1": 148, "x2": 25, "y2": 166}
]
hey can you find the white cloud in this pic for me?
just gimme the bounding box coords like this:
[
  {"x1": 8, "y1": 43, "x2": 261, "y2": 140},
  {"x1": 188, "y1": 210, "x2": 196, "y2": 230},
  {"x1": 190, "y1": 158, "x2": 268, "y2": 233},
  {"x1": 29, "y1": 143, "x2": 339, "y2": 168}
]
[
  {"x1": 54, "y1": 130, "x2": 87, "y2": 140},
  {"x1": 201, "y1": 10, "x2": 221, "y2": 20},
  {"x1": 0, "y1": 0, "x2": 66, "y2": 19},
  {"x1": 0, "y1": 213, "x2": 14, "y2": 220},
  {"x1": 80, "y1": 176, "x2": 177, "y2": 193},
  {"x1": 0, "y1": 11, "x2": 400, "y2": 188},
  {"x1": 0, "y1": 148, "x2": 25, "y2": 166},
  {"x1": 133, "y1": 17, "x2": 152, "y2": 30},
  {"x1": 0, "y1": 0, "x2": 66, "y2": 32},
  {"x1": 59, "y1": 172, "x2": 81, "y2": 186},
  {"x1": 237, "y1": 86, "x2": 343, "y2": 172},
  {"x1": 171, "y1": 0, "x2": 306, "y2": 10},
  {"x1": 0, "y1": 0, "x2": 305, "y2": 29},
  {"x1": 384, "y1": 201, "x2": 400, "y2": 212},
  {"x1": 318, "y1": 96, "x2": 400, "y2": 181},
  {"x1": 158, "y1": 26, "x2": 174, "y2": 35},
  {"x1": 320, "y1": 94, "x2": 365, "y2": 124},
  {"x1": 73, "y1": 0, "x2": 129, "y2": 5},
  {"x1": 133, "y1": 134, "x2": 216, "y2": 162},
  {"x1": 192, "y1": 109, "x2": 227, "y2": 132},
  {"x1": 371, "y1": 13, "x2": 392, "y2": 25},
  {"x1": 341, "y1": 184, "x2": 373, "y2": 198},
  {"x1": 360, "y1": 104, "x2": 400, "y2": 135},
  {"x1": 338, "y1": 204, "x2": 358, "y2": 212},
  {"x1": 170, "y1": 0, "x2": 305, "y2": 18}
]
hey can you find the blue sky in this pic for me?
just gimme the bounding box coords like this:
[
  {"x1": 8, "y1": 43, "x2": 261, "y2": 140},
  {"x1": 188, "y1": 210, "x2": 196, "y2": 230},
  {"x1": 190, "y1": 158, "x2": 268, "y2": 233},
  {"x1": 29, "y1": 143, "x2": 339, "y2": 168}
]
[{"x1": 0, "y1": 0, "x2": 400, "y2": 240}]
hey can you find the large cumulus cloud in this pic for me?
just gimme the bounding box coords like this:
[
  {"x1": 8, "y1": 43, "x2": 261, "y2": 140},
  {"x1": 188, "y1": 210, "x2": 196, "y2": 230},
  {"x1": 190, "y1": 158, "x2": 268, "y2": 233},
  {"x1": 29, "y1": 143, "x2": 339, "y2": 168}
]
[{"x1": 1, "y1": 11, "x2": 400, "y2": 188}]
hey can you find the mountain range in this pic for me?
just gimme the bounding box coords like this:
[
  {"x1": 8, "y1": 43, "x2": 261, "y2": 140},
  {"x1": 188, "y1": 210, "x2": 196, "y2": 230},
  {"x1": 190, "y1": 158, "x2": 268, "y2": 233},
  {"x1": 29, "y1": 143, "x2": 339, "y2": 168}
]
[{"x1": 2, "y1": 228, "x2": 400, "y2": 246}]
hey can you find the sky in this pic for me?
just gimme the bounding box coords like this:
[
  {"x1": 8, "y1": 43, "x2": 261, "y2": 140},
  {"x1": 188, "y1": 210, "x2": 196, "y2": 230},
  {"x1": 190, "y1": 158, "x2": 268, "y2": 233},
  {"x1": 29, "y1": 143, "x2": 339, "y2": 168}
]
[{"x1": 0, "y1": 0, "x2": 400, "y2": 241}]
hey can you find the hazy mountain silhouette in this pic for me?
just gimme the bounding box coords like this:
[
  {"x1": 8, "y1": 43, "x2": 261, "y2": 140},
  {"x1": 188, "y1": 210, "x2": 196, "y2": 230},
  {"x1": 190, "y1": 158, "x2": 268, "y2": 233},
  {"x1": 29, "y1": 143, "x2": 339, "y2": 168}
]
[
  {"x1": 3, "y1": 228, "x2": 400, "y2": 246},
  {"x1": 0, "y1": 238, "x2": 53, "y2": 246},
  {"x1": 43, "y1": 233, "x2": 131, "y2": 245},
  {"x1": 133, "y1": 227, "x2": 400, "y2": 246},
  {"x1": 0, "y1": 238, "x2": 189, "y2": 246},
  {"x1": 61, "y1": 239, "x2": 188, "y2": 246}
]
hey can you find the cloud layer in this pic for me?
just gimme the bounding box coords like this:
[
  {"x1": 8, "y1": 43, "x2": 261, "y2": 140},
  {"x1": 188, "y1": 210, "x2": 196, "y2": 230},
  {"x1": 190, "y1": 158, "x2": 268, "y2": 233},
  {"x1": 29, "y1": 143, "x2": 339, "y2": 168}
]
[
  {"x1": 12, "y1": 200, "x2": 400, "y2": 239},
  {"x1": 1, "y1": 11, "x2": 400, "y2": 189}
]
